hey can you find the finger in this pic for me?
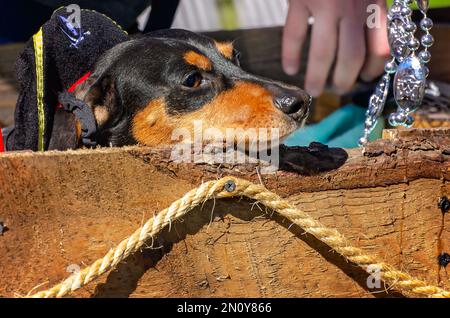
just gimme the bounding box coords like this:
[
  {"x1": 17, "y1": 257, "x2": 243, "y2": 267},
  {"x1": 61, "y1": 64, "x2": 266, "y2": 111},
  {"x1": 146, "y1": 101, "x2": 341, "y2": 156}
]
[
  {"x1": 282, "y1": 0, "x2": 310, "y2": 76},
  {"x1": 305, "y1": 13, "x2": 338, "y2": 97},
  {"x1": 332, "y1": 17, "x2": 366, "y2": 94},
  {"x1": 360, "y1": 1, "x2": 390, "y2": 81}
]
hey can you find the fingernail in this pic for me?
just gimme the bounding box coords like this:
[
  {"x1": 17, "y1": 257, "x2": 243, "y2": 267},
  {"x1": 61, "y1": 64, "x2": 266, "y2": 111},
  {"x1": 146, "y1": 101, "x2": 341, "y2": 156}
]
[{"x1": 283, "y1": 63, "x2": 299, "y2": 76}]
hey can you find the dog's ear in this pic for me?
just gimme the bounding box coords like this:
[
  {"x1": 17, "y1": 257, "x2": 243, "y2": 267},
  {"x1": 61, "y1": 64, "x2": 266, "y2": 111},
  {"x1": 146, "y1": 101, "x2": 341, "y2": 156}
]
[
  {"x1": 49, "y1": 75, "x2": 123, "y2": 150},
  {"x1": 74, "y1": 75, "x2": 120, "y2": 129},
  {"x1": 74, "y1": 74, "x2": 133, "y2": 146},
  {"x1": 49, "y1": 77, "x2": 114, "y2": 151},
  {"x1": 48, "y1": 110, "x2": 81, "y2": 150}
]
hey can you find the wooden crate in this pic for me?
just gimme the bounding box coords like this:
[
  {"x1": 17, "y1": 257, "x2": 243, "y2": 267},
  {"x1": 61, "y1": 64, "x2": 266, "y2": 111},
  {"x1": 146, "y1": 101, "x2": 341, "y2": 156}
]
[{"x1": 0, "y1": 128, "x2": 448, "y2": 298}]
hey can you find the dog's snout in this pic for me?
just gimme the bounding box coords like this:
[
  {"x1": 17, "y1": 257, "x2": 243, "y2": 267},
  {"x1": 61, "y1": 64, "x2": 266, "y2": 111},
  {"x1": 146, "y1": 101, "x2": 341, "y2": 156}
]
[{"x1": 274, "y1": 93, "x2": 311, "y2": 115}]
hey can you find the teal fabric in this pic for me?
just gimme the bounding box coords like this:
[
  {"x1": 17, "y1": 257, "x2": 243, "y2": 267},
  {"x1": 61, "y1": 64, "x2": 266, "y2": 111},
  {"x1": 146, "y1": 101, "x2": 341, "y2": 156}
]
[{"x1": 284, "y1": 104, "x2": 384, "y2": 149}]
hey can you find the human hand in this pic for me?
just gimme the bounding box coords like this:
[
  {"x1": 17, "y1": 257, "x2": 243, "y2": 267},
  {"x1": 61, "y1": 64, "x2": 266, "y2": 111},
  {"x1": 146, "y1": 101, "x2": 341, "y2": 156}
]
[{"x1": 282, "y1": 0, "x2": 390, "y2": 97}]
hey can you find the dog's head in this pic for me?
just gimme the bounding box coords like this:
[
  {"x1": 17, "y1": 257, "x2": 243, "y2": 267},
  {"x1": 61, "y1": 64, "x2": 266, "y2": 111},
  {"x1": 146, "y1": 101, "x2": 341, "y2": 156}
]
[{"x1": 73, "y1": 29, "x2": 311, "y2": 147}]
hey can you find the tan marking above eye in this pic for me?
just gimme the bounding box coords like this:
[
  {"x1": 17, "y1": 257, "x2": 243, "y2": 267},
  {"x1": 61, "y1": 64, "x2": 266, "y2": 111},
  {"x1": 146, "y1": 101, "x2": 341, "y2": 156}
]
[
  {"x1": 215, "y1": 41, "x2": 234, "y2": 59},
  {"x1": 183, "y1": 51, "x2": 212, "y2": 71}
]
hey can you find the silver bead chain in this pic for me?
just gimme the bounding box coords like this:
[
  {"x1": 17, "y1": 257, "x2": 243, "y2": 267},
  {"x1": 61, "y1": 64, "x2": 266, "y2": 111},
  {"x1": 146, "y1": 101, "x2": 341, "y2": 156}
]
[{"x1": 359, "y1": 0, "x2": 433, "y2": 146}]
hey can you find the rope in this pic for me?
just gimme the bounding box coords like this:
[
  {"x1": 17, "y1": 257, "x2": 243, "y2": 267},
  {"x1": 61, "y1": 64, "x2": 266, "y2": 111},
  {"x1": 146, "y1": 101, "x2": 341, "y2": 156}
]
[{"x1": 27, "y1": 177, "x2": 450, "y2": 298}]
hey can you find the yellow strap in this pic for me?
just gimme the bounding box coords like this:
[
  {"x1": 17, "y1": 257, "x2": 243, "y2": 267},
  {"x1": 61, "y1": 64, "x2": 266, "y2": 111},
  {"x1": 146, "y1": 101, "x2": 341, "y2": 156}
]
[{"x1": 32, "y1": 28, "x2": 45, "y2": 151}]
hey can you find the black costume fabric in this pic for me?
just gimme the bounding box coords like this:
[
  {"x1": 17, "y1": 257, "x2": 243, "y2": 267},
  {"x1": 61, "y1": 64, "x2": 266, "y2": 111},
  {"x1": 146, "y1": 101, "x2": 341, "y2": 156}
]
[{"x1": 8, "y1": 7, "x2": 129, "y2": 151}]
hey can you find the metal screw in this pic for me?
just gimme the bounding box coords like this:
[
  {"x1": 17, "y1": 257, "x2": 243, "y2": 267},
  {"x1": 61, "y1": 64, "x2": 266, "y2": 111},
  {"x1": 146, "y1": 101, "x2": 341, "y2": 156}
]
[
  {"x1": 0, "y1": 221, "x2": 7, "y2": 236},
  {"x1": 224, "y1": 180, "x2": 236, "y2": 193},
  {"x1": 438, "y1": 197, "x2": 450, "y2": 215},
  {"x1": 438, "y1": 252, "x2": 450, "y2": 268}
]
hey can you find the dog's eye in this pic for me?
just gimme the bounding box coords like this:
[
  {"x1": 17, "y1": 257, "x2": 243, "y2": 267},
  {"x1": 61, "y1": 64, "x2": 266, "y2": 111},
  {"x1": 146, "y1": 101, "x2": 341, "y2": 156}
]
[{"x1": 183, "y1": 72, "x2": 203, "y2": 88}]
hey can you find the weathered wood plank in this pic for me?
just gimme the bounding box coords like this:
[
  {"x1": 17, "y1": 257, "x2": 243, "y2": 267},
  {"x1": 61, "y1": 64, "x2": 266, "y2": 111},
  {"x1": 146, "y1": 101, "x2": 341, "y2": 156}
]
[{"x1": 0, "y1": 129, "x2": 449, "y2": 297}]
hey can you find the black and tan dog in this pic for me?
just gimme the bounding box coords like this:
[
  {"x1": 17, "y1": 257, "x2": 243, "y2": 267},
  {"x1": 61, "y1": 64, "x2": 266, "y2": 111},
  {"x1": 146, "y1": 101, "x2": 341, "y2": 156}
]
[
  {"x1": 66, "y1": 30, "x2": 311, "y2": 149},
  {"x1": 4, "y1": 9, "x2": 310, "y2": 151}
]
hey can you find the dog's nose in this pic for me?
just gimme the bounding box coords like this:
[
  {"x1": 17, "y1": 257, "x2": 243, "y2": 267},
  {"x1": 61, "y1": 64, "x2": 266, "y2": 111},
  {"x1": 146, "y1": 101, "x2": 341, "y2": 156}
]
[{"x1": 274, "y1": 93, "x2": 311, "y2": 115}]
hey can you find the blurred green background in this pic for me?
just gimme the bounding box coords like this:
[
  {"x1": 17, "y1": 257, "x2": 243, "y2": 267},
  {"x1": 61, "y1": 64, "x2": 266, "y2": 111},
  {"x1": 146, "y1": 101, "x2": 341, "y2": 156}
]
[{"x1": 387, "y1": 0, "x2": 450, "y2": 8}]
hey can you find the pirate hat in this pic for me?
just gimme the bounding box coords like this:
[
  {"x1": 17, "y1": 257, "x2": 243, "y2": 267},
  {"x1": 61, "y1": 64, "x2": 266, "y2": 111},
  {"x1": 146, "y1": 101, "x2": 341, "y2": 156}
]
[{"x1": 7, "y1": 6, "x2": 129, "y2": 151}]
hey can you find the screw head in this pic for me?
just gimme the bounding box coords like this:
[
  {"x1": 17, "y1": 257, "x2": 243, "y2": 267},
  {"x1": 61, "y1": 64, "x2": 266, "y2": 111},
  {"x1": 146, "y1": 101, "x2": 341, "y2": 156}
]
[
  {"x1": 0, "y1": 221, "x2": 6, "y2": 235},
  {"x1": 438, "y1": 252, "x2": 450, "y2": 268},
  {"x1": 224, "y1": 180, "x2": 236, "y2": 192},
  {"x1": 438, "y1": 196, "x2": 450, "y2": 214}
]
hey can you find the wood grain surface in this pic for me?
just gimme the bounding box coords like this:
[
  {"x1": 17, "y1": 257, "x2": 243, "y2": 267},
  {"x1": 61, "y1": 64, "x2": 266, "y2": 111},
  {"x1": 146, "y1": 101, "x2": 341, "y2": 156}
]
[{"x1": 0, "y1": 129, "x2": 448, "y2": 298}]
